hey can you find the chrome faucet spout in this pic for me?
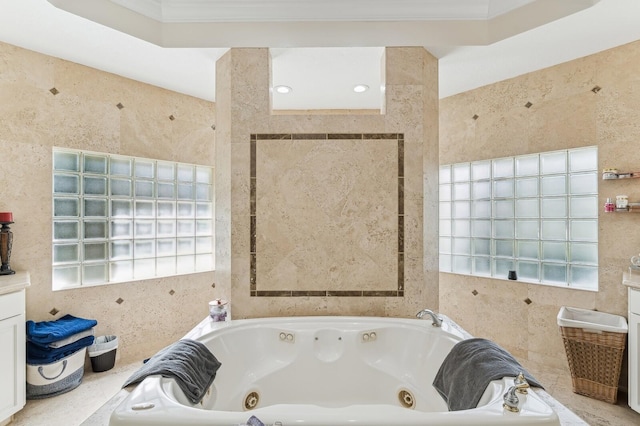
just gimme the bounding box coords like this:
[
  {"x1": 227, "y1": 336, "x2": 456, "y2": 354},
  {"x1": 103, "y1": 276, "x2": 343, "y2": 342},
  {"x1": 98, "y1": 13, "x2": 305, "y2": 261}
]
[
  {"x1": 503, "y1": 386, "x2": 520, "y2": 412},
  {"x1": 514, "y1": 372, "x2": 530, "y2": 394},
  {"x1": 416, "y1": 309, "x2": 443, "y2": 327}
]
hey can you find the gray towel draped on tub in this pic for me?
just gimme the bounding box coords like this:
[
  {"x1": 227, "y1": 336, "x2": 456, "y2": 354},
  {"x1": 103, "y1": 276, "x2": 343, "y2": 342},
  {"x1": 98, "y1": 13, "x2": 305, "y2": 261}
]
[
  {"x1": 123, "y1": 339, "x2": 221, "y2": 404},
  {"x1": 433, "y1": 338, "x2": 543, "y2": 411}
]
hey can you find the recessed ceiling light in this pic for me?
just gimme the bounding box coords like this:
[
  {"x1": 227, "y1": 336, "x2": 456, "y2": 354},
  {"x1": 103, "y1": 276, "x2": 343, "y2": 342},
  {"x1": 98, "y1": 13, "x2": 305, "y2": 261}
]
[
  {"x1": 274, "y1": 85, "x2": 292, "y2": 94},
  {"x1": 353, "y1": 84, "x2": 369, "y2": 93}
]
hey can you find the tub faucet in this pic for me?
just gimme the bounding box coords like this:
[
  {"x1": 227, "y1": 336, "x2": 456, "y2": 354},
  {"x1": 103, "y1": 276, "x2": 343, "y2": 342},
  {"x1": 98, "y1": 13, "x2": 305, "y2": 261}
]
[
  {"x1": 416, "y1": 309, "x2": 443, "y2": 327},
  {"x1": 503, "y1": 386, "x2": 520, "y2": 413},
  {"x1": 514, "y1": 372, "x2": 530, "y2": 394}
]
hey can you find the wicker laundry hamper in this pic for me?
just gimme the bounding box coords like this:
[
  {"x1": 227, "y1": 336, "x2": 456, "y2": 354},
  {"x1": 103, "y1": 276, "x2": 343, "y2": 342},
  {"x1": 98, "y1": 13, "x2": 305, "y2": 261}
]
[{"x1": 557, "y1": 306, "x2": 628, "y2": 403}]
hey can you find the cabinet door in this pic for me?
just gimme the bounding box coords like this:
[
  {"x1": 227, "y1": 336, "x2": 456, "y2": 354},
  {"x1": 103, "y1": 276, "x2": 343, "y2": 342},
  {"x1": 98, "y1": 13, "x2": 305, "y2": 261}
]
[
  {"x1": 630, "y1": 311, "x2": 640, "y2": 414},
  {"x1": 0, "y1": 313, "x2": 26, "y2": 421}
]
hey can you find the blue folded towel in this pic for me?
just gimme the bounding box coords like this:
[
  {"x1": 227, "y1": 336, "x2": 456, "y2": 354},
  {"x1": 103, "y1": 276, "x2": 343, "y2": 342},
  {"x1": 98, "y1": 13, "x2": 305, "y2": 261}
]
[
  {"x1": 433, "y1": 338, "x2": 543, "y2": 411},
  {"x1": 26, "y1": 314, "x2": 97, "y2": 345},
  {"x1": 123, "y1": 339, "x2": 221, "y2": 405},
  {"x1": 27, "y1": 335, "x2": 95, "y2": 365}
]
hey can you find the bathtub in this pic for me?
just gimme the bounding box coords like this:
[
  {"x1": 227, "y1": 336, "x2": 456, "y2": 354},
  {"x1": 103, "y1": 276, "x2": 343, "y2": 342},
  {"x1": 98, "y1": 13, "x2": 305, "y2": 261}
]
[{"x1": 110, "y1": 315, "x2": 560, "y2": 426}]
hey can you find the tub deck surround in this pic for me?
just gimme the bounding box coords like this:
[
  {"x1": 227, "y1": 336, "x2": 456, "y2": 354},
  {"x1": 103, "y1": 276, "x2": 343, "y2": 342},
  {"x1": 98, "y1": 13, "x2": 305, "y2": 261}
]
[{"x1": 110, "y1": 315, "x2": 561, "y2": 426}]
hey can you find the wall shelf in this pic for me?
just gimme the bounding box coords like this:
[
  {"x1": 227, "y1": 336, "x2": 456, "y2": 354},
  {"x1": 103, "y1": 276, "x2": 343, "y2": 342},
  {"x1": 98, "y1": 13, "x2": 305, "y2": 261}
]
[
  {"x1": 602, "y1": 171, "x2": 640, "y2": 180},
  {"x1": 602, "y1": 169, "x2": 639, "y2": 212},
  {"x1": 605, "y1": 206, "x2": 640, "y2": 213}
]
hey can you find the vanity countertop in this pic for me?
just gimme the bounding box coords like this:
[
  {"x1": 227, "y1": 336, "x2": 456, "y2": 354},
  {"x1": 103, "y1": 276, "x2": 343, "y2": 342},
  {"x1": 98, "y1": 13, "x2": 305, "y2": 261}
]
[
  {"x1": 623, "y1": 270, "x2": 640, "y2": 290},
  {"x1": 0, "y1": 271, "x2": 30, "y2": 295}
]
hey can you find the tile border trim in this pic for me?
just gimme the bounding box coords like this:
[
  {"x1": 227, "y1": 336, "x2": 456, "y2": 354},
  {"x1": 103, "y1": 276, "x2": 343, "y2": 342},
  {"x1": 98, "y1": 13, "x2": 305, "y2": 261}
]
[{"x1": 250, "y1": 133, "x2": 404, "y2": 297}]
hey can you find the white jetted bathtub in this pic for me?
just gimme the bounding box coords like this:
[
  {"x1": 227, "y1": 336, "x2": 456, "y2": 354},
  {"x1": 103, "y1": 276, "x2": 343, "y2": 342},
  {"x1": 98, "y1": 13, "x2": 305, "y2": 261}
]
[{"x1": 110, "y1": 315, "x2": 560, "y2": 425}]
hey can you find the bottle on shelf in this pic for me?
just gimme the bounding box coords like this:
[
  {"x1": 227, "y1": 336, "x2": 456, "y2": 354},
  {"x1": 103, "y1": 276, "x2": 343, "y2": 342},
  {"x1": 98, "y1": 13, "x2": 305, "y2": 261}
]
[
  {"x1": 605, "y1": 197, "x2": 615, "y2": 212},
  {"x1": 616, "y1": 195, "x2": 629, "y2": 210},
  {"x1": 603, "y1": 168, "x2": 618, "y2": 180}
]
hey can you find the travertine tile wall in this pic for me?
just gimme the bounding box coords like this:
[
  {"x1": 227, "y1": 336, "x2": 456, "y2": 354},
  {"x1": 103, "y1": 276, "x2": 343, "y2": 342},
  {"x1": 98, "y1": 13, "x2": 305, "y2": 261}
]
[
  {"x1": 0, "y1": 41, "x2": 216, "y2": 363},
  {"x1": 2, "y1": 42, "x2": 437, "y2": 362},
  {"x1": 250, "y1": 133, "x2": 405, "y2": 297},
  {"x1": 7, "y1": 33, "x2": 636, "y2": 377},
  {"x1": 439, "y1": 40, "x2": 640, "y2": 374},
  {"x1": 215, "y1": 48, "x2": 439, "y2": 318}
]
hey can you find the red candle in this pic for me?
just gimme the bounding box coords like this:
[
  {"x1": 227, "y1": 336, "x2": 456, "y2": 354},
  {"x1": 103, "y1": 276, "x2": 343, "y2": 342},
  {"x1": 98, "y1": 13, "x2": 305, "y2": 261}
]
[{"x1": 0, "y1": 212, "x2": 13, "y2": 223}]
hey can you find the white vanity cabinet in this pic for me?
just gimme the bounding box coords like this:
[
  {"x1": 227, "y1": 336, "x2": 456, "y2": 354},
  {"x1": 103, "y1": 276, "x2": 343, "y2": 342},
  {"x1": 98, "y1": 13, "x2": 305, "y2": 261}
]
[
  {"x1": 630, "y1": 287, "x2": 640, "y2": 414},
  {"x1": 0, "y1": 272, "x2": 29, "y2": 424}
]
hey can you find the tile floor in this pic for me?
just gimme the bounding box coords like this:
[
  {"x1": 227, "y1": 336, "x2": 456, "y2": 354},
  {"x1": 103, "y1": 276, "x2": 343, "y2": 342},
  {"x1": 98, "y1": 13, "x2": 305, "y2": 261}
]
[
  {"x1": 522, "y1": 360, "x2": 640, "y2": 426},
  {"x1": 10, "y1": 360, "x2": 139, "y2": 426},
  {"x1": 8, "y1": 358, "x2": 640, "y2": 426}
]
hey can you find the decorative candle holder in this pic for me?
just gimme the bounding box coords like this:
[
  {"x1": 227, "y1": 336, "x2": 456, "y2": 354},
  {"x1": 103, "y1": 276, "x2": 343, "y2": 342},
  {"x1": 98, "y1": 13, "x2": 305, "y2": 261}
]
[{"x1": 0, "y1": 221, "x2": 15, "y2": 275}]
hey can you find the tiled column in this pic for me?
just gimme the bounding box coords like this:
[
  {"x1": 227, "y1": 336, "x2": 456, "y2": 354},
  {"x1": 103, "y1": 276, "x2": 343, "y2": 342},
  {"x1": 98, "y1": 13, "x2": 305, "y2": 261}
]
[
  {"x1": 215, "y1": 47, "x2": 438, "y2": 318},
  {"x1": 215, "y1": 49, "x2": 271, "y2": 308},
  {"x1": 383, "y1": 47, "x2": 440, "y2": 314}
]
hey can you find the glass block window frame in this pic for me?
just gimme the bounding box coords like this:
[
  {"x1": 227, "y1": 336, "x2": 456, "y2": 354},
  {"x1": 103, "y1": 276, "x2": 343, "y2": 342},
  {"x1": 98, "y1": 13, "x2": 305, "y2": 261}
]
[
  {"x1": 439, "y1": 146, "x2": 598, "y2": 291},
  {"x1": 52, "y1": 148, "x2": 214, "y2": 290}
]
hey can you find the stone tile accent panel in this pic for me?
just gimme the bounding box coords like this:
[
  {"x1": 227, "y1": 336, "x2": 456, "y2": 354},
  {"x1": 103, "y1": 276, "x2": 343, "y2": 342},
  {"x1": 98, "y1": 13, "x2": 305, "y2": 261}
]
[{"x1": 250, "y1": 133, "x2": 404, "y2": 297}]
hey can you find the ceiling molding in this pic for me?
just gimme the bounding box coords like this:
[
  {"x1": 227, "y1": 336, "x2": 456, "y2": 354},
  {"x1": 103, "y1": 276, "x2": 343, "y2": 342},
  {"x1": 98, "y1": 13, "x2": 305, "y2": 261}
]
[
  {"x1": 107, "y1": 0, "x2": 536, "y2": 23},
  {"x1": 6, "y1": 0, "x2": 635, "y2": 110},
  {"x1": 109, "y1": 0, "x2": 162, "y2": 21},
  {"x1": 49, "y1": 0, "x2": 598, "y2": 47}
]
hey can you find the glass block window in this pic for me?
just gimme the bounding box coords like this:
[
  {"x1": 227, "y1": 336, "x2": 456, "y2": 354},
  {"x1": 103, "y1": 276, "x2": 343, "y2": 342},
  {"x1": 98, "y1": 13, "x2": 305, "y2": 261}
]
[
  {"x1": 52, "y1": 148, "x2": 214, "y2": 290},
  {"x1": 439, "y1": 146, "x2": 598, "y2": 291}
]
